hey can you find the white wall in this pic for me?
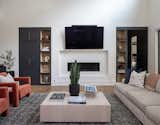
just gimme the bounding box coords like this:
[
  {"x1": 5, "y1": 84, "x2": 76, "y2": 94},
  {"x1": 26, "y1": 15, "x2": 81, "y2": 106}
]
[
  {"x1": 148, "y1": 0, "x2": 160, "y2": 73},
  {"x1": 0, "y1": 0, "x2": 149, "y2": 85}
]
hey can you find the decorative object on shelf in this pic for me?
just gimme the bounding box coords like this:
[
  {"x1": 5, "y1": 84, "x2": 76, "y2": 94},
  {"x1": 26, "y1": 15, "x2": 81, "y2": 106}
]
[
  {"x1": 69, "y1": 60, "x2": 80, "y2": 96},
  {"x1": 44, "y1": 56, "x2": 50, "y2": 62},
  {"x1": 0, "y1": 50, "x2": 15, "y2": 71},
  {"x1": 118, "y1": 69, "x2": 125, "y2": 74},
  {"x1": 41, "y1": 47, "x2": 50, "y2": 52},
  {"x1": 44, "y1": 75, "x2": 49, "y2": 82},
  {"x1": 131, "y1": 36, "x2": 137, "y2": 69},
  {"x1": 45, "y1": 35, "x2": 49, "y2": 40},
  {"x1": 118, "y1": 56, "x2": 125, "y2": 63},
  {"x1": 40, "y1": 31, "x2": 50, "y2": 40}
]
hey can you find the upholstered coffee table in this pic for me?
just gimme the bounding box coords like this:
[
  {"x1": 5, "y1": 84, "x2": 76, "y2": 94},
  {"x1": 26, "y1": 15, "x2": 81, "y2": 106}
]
[{"x1": 40, "y1": 92, "x2": 111, "y2": 123}]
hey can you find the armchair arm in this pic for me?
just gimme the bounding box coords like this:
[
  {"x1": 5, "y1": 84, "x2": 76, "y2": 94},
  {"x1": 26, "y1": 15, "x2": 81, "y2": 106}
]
[
  {"x1": 0, "y1": 82, "x2": 19, "y2": 98},
  {"x1": 0, "y1": 87, "x2": 8, "y2": 98},
  {"x1": 14, "y1": 77, "x2": 31, "y2": 84},
  {"x1": 0, "y1": 82, "x2": 19, "y2": 107},
  {"x1": 0, "y1": 82, "x2": 19, "y2": 91}
]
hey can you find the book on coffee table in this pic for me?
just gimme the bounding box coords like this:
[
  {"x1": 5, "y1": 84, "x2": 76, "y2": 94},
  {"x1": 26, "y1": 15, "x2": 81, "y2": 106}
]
[
  {"x1": 68, "y1": 95, "x2": 86, "y2": 104},
  {"x1": 50, "y1": 93, "x2": 65, "y2": 100}
]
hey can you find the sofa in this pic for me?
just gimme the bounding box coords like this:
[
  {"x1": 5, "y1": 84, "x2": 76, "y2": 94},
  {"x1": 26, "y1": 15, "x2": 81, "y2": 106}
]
[
  {"x1": 0, "y1": 72, "x2": 31, "y2": 107},
  {"x1": 114, "y1": 83, "x2": 160, "y2": 125},
  {"x1": 0, "y1": 87, "x2": 9, "y2": 116}
]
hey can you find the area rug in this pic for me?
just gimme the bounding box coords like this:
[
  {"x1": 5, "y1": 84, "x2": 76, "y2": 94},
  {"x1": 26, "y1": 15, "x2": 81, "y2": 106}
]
[{"x1": 0, "y1": 93, "x2": 141, "y2": 125}]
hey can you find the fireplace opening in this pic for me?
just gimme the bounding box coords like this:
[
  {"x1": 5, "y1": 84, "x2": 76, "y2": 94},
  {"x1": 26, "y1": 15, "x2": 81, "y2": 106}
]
[{"x1": 68, "y1": 62, "x2": 100, "y2": 71}]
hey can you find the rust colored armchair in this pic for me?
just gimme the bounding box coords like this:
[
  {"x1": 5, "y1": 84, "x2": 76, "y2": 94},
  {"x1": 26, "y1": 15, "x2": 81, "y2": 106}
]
[
  {"x1": 0, "y1": 87, "x2": 9, "y2": 116},
  {"x1": 0, "y1": 72, "x2": 31, "y2": 107}
]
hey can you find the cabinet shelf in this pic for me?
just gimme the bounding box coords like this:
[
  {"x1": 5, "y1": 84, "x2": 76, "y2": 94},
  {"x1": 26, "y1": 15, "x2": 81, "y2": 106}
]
[
  {"x1": 40, "y1": 72, "x2": 50, "y2": 74},
  {"x1": 40, "y1": 40, "x2": 51, "y2": 42},
  {"x1": 118, "y1": 73, "x2": 125, "y2": 74},
  {"x1": 118, "y1": 62, "x2": 126, "y2": 64},
  {"x1": 40, "y1": 51, "x2": 50, "y2": 53},
  {"x1": 40, "y1": 30, "x2": 51, "y2": 84},
  {"x1": 41, "y1": 62, "x2": 50, "y2": 64}
]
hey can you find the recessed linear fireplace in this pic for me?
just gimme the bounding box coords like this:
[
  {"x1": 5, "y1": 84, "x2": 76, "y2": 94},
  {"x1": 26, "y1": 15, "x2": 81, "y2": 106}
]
[{"x1": 68, "y1": 63, "x2": 100, "y2": 71}]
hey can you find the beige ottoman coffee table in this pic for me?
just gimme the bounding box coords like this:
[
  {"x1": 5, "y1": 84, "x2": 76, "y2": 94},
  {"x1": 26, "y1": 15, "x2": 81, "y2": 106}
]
[{"x1": 40, "y1": 92, "x2": 111, "y2": 123}]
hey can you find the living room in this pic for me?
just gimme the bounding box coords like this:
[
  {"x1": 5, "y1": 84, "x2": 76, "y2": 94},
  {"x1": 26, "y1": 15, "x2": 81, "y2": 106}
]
[{"x1": 0, "y1": 0, "x2": 160, "y2": 125}]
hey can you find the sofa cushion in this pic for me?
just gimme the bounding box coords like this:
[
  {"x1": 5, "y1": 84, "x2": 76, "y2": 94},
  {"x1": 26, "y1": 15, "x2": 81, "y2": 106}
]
[
  {"x1": 145, "y1": 73, "x2": 160, "y2": 91},
  {"x1": 127, "y1": 90, "x2": 160, "y2": 112},
  {"x1": 115, "y1": 83, "x2": 144, "y2": 96},
  {"x1": 145, "y1": 106, "x2": 160, "y2": 125}
]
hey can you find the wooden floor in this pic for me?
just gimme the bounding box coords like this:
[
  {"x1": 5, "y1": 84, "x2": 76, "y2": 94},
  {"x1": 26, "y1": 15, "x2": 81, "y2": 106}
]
[{"x1": 31, "y1": 85, "x2": 114, "y2": 93}]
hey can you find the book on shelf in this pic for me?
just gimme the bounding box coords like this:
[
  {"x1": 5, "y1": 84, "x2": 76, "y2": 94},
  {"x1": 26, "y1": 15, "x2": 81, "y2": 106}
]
[
  {"x1": 118, "y1": 69, "x2": 126, "y2": 74},
  {"x1": 118, "y1": 56, "x2": 125, "y2": 62}
]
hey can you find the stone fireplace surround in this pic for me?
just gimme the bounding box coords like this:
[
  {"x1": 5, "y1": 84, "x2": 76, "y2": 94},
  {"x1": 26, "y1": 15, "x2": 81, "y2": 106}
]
[{"x1": 55, "y1": 49, "x2": 110, "y2": 85}]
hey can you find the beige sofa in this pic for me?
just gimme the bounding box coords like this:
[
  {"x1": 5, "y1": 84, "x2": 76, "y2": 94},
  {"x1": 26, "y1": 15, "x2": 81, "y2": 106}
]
[{"x1": 114, "y1": 83, "x2": 160, "y2": 125}]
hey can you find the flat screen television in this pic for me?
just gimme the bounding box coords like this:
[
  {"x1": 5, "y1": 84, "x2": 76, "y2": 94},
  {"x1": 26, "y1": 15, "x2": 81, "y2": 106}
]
[{"x1": 65, "y1": 25, "x2": 103, "y2": 49}]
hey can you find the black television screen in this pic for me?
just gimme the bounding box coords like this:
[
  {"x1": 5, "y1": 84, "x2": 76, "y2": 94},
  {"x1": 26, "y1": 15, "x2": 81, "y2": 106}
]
[{"x1": 65, "y1": 25, "x2": 103, "y2": 49}]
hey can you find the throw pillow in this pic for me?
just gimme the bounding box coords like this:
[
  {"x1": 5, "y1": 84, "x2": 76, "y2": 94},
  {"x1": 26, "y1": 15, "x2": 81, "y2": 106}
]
[
  {"x1": 124, "y1": 68, "x2": 144, "y2": 84},
  {"x1": 129, "y1": 71, "x2": 146, "y2": 88},
  {"x1": 145, "y1": 73, "x2": 160, "y2": 91},
  {"x1": 7, "y1": 73, "x2": 15, "y2": 81},
  {"x1": 156, "y1": 79, "x2": 160, "y2": 93},
  {"x1": 0, "y1": 73, "x2": 15, "y2": 83}
]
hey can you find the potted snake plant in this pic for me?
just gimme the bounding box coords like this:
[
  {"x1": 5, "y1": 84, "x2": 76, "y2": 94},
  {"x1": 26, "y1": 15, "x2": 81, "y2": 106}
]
[{"x1": 69, "y1": 60, "x2": 80, "y2": 96}]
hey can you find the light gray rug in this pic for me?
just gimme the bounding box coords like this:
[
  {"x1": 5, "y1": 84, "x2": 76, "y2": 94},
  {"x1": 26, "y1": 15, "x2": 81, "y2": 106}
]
[{"x1": 0, "y1": 93, "x2": 142, "y2": 125}]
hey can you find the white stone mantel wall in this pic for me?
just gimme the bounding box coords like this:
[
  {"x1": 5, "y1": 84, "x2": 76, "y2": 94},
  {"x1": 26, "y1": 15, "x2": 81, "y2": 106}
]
[{"x1": 55, "y1": 49, "x2": 110, "y2": 86}]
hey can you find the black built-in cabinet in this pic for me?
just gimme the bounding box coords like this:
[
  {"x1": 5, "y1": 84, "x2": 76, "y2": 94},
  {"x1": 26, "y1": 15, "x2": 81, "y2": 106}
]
[
  {"x1": 116, "y1": 27, "x2": 148, "y2": 82},
  {"x1": 19, "y1": 28, "x2": 51, "y2": 85}
]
